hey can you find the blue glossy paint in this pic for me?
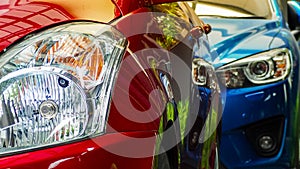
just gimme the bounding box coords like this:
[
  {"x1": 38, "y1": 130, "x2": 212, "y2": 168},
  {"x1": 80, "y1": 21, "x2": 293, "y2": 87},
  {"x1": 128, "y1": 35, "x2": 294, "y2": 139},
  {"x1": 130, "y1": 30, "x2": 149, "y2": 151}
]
[
  {"x1": 199, "y1": 0, "x2": 300, "y2": 168},
  {"x1": 202, "y1": 18, "x2": 282, "y2": 67},
  {"x1": 289, "y1": 1, "x2": 300, "y2": 23}
]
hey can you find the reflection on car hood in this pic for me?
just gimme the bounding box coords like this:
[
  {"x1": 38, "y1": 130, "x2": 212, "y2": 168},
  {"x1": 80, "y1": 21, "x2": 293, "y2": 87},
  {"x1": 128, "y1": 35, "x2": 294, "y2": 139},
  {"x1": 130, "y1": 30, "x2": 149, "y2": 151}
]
[
  {"x1": 0, "y1": 0, "x2": 121, "y2": 52},
  {"x1": 201, "y1": 18, "x2": 281, "y2": 67},
  {"x1": 0, "y1": 1, "x2": 71, "y2": 52}
]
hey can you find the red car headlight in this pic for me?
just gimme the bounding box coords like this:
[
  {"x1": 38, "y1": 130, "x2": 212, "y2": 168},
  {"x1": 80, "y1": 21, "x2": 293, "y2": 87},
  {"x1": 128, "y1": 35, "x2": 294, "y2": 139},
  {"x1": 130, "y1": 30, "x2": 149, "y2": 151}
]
[{"x1": 0, "y1": 21, "x2": 127, "y2": 156}]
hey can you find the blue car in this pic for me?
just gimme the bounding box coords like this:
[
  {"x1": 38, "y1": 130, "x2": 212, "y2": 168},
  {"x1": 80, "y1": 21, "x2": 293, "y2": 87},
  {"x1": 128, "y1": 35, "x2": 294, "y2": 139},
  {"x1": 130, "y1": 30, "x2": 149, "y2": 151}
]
[{"x1": 191, "y1": 0, "x2": 300, "y2": 168}]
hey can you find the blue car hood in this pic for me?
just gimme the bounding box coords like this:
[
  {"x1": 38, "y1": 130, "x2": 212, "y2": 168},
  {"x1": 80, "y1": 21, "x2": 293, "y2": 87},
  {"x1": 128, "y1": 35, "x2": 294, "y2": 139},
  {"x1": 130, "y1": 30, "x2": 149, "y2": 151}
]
[{"x1": 201, "y1": 18, "x2": 281, "y2": 68}]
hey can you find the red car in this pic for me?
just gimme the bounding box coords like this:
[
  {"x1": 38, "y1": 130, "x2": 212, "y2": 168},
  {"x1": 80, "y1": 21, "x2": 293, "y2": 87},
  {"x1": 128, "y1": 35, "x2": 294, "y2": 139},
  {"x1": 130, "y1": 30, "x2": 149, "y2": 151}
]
[{"x1": 0, "y1": 0, "x2": 222, "y2": 169}]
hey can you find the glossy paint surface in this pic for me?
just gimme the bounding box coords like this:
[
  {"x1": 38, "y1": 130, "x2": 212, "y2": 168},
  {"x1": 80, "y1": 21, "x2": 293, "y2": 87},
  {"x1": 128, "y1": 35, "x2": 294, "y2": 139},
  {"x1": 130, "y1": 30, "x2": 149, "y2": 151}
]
[
  {"x1": 0, "y1": 131, "x2": 156, "y2": 169},
  {"x1": 201, "y1": 18, "x2": 281, "y2": 67},
  {"x1": 199, "y1": 0, "x2": 300, "y2": 168},
  {"x1": 33, "y1": 0, "x2": 117, "y2": 21},
  {"x1": 0, "y1": 0, "x2": 73, "y2": 51},
  {"x1": 0, "y1": 1, "x2": 220, "y2": 169}
]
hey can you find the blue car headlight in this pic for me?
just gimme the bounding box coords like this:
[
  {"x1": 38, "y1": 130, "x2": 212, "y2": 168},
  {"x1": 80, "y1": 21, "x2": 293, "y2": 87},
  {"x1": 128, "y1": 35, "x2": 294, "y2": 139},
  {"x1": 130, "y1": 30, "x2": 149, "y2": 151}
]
[
  {"x1": 216, "y1": 48, "x2": 291, "y2": 88},
  {"x1": 0, "y1": 22, "x2": 127, "y2": 156}
]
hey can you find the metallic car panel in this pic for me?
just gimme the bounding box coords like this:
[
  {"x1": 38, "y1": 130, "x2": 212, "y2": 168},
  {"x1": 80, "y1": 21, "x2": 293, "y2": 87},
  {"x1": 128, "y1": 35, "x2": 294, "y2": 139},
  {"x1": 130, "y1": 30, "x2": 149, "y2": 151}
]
[
  {"x1": 0, "y1": 1, "x2": 73, "y2": 51},
  {"x1": 0, "y1": 1, "x2": 221, "y2": 169},
  {"x1": 193, "y1": 0, "x2": 300, "y2": 168},
  {"x1": 201, "y1": 18, "x2": 281, "y2": 67},
  {"x1": 32, "y1": 0, "x2": 117, "y2": 22},
  {"x1": 0, "y1": 131, "x2": 156, "y2": 169}
]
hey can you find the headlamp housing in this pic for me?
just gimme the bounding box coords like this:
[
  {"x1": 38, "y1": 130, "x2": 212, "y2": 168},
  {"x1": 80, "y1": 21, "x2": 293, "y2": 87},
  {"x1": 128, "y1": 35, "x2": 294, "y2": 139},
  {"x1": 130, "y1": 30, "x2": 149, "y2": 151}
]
[
  {"x1": 216, "y1": 48, "x2": 291, "y2": 88},
  {"x1": 192, "y1": 58, "x2": 218, "y2": 90},
  {"x1": 0, "y1": 21, "x2": 127, "y2": 156}
]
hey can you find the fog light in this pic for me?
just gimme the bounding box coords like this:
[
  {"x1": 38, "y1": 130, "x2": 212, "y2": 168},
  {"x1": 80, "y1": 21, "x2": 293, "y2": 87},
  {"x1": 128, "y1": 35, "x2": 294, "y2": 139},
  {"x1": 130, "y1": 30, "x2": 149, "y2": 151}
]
[
  {"x1": 246, "y1": 116, "x2": 284, "y2": 157},
  {"x1": 258, "y1": 135, "x2": 274, "y2": 150}
]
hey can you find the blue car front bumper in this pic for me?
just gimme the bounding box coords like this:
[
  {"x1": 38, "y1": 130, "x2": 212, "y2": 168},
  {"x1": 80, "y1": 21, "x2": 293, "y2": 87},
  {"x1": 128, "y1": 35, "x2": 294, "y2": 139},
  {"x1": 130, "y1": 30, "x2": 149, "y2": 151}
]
[{"x1": 220, "y1": 80, "x2": 299, "y2": 169}]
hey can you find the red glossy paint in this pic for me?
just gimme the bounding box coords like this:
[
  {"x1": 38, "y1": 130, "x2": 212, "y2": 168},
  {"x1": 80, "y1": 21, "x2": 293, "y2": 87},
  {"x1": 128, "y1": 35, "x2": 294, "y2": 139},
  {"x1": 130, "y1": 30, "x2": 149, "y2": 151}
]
[
  {"x1": 106, "y1": 6, "x2": 171, "y2": 132},
  {"x1": 115, "y1": 0, "x2": 190, "y2": 15},
  {"x1": 0, "y1": 0, "x2": 74, "y2": 51},
  {"x1": 0, "y1": 0, "x2": 179, "y2": 51},
  {"x1": 0, "y1": 131, "x2": 156, "y2": 169}
]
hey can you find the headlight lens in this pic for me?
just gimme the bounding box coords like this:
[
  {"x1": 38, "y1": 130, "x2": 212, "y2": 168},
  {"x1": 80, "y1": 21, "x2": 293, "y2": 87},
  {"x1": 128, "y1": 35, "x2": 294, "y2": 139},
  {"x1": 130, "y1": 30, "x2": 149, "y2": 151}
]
[
  {"x1": 0, "y1": 22, "x2": 127, "y2": 155},
  {"x1": 192, "y1": 58, "x2": 219, "y2": 91},
  {"x1": 216, "y1": 48, "x2": 291, "y2": 88}
]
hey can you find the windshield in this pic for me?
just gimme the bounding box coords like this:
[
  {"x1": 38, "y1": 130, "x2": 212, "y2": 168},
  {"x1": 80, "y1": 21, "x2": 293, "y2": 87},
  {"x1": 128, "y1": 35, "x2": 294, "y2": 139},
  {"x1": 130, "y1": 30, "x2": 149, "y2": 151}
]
[{"x1": 190, "y1": 0, "x2": 273, "y2": 19}]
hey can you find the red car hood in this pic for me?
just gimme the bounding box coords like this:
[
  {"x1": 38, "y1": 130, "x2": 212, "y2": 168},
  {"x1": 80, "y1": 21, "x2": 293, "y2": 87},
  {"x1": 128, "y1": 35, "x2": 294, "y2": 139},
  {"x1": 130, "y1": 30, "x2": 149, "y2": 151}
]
[
  {"x1": 0, "y1": 0, "x2": 75, "y2": 51},
  {"x1": 0, "y1": 0, "x2": 126, "y2": 51},
  {"x1": 0, "y1": 0, "x2": 188, "y2": 52}
]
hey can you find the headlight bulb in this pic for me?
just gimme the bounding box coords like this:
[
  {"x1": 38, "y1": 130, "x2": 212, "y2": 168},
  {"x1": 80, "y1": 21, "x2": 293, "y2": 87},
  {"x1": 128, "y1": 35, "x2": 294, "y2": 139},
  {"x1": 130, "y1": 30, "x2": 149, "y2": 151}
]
[
  {"x1": 39, "y1": 100, "x2": 59, "y2": 119},
  {"x1": 249, "y1": 61, "x2": 269, "y2": 77}
]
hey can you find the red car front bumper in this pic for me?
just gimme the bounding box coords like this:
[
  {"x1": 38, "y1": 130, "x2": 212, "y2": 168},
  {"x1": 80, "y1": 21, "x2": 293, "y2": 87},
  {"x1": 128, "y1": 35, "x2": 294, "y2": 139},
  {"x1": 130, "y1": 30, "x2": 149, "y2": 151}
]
[{"x1": 0, "y1": 131, "x2": 157, "y2": 169}]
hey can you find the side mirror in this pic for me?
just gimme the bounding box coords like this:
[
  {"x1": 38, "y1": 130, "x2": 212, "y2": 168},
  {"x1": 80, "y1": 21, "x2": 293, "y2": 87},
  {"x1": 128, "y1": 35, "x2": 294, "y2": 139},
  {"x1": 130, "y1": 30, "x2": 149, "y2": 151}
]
[{"x1": 288, "y1": 1, "x2": 300, "y2": 39}]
